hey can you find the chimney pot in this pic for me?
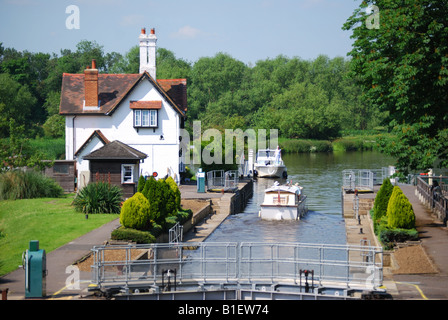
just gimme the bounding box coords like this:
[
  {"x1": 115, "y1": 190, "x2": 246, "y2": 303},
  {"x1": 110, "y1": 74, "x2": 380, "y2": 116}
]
[
  {"x1": 91, "y1": 59, "x2": 97, "y2": 69},
  {"x1": 141, "y1": 28, "x2": 146, "y2": 34},
  {"x1": 150, "y1": 28, "x2": 155, "y2": 35}
]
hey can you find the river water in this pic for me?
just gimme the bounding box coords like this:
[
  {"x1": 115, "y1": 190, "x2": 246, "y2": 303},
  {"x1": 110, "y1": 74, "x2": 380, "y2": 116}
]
[{"x1": 206, "y1": 151, "x2": 395, "y2": 245}]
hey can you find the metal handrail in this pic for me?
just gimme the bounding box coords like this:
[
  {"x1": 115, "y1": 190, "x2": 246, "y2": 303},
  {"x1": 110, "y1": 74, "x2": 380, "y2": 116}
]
[
  {"x1": 90, "y1": 242, "x2": 383, "y2": 291},
  {"x1": 168, "y1": 222, "x2": 183, "y2": 243}
]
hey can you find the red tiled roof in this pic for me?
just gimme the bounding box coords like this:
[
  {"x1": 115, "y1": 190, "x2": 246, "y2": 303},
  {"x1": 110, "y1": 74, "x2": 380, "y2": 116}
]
[
  {"x1": 129, "y1": 101, "x2": 162, "y2": 109},
  {"x1": 59, "y1": 72, "x2": 187, "y2": 116}
]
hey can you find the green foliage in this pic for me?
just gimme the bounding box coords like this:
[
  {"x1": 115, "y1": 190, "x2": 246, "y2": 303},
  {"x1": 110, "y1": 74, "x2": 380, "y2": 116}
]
[
  {"x1": 72, "y1": 181, "x2": 123, "y2": 214},
  {"x1": 165, "y1": 176, "x2": 181, "y2": 210},
  {"x1": 177, "y1": 209, "x2": 193, "y2": 224},
  {"x1": 0, "y1": 170, "x2": 64, "y2": 200},
  {"x1": 0, "y1": 119, "x2": 53, "y2": 170},
  {"x1": 119, "y1": 192, "x2": 151, "y2": 230},
  {"x1": 28, "y1": 137, "x2": 65, "y2": 160},
  {"x1": 2, "y1": 37, "x2": 387, "y2": 144},
  {"x1": 0, "y1": 73, "x2": 36, "y2": 137},
  {"x1": 141, "y1": 177, "x2": 178, "y2": 227},
  {"x1": 379, "y1": 229, "x2": 419, "y2": 250},
  {"x1": 111, "y1": 227, "x2": 156, "y2": 244},
  {"x1": 137, "y1": 175, "x2": 146, "y2": 193},
  {"x1": 386, "y1": 187, "x2": 416, "y2": 229},
  {"x1": 373, "y1": 179, "x2": 394, "y2": 221},
  {"x1": 343, "y1": 0, "x2": 448, "y2": 174}
]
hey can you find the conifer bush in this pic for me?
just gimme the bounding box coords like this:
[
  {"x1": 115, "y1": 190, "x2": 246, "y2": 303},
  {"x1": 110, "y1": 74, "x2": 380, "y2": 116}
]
[
  {"x1": 119, "y1": 192, "x2": 151, "y2": 230},
  {"x1": 137, "y1": 175, "x2": 146, "y2": 193},
  {"x1": 165, "y1": 176, "x2": 181, "y2": 210},
  {"x1": 373, "y1": 178, "x2": 394, "y2": 221},
  {"x1": 141, "y1": 177, "x2": 178, "y2": 227},
  {"x1": 386, "y1": 186, "x2": 416, "y2": 229}
]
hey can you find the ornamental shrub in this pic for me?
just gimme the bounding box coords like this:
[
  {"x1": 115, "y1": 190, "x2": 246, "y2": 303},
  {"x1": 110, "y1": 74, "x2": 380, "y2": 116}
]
[
  {"x1": 386, "y1": 187, "x2": 416, "y2": 229},
  {"x1": 0, "y1": 170, "x2": 64, "y2": 200},
  {"x1": 111, "y1": 227, "x2": 156, "y2": 244},
  {"x1": 141, "y1": 177, "x2": 178, "y2": 227},
  {"x1": 165, "y1": 176, "x2": 181, "y2": 210},
  {"x1": 73, "y1": 181, "x2": 122, "y2": 214},
  {"x1": 119, "y1": 192, "x2": 151, "y2": 230},
  {"x1": 373, "y1": 178, "x2": 394, "y2": 221},
  {"x1": 137, "y1": 175, "x2": 146, "y2": 193}
]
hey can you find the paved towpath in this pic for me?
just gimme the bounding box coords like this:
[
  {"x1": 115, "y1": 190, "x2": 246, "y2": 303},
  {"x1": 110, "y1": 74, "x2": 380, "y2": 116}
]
[{"x1": 388, "y1": 185, "x2": 448, "y2": 300}]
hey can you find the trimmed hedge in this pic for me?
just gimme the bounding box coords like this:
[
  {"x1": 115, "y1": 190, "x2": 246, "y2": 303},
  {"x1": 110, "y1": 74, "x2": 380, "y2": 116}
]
[
  {"x1": 111, "y1": 227, "x2": 156, "y2": 244},
  {"x1": 379, "y1": 228, "x2": 418, "y2": 247}
]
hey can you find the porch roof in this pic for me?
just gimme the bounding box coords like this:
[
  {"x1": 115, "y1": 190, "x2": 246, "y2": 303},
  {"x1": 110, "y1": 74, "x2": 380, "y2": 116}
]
[{"x1": 83, "y1": 140, "x2": 147, "y2": 161}]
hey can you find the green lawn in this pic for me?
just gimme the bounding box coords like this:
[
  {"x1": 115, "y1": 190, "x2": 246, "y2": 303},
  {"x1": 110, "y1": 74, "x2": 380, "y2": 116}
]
[{"x1": 0, "y1": 194, "x2": 118, "y2": 276}]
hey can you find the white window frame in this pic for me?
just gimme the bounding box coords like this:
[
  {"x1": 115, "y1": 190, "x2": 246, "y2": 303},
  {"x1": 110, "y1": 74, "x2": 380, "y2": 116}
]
[
  {"x1": 149, "y1": 109, "x2": 157, "y2": 127},
  {"x1": 134, "y1": 109, "x2": 158, "y2": 128},
  {"x1": 134, "y1": 110, "x2": 141, "y2": 127},
  {"x1": 121, "y1": 164, "x2": 135, "y2": 184}
]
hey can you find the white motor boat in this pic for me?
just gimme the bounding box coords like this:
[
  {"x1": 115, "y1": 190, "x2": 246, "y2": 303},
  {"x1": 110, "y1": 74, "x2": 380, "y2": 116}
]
[
  {"x1": 259, "y1": 182, "x2": 308, "y2": 220},
  {"x1": 254, "y1": 148, "x2": 287, "y2": 178}
]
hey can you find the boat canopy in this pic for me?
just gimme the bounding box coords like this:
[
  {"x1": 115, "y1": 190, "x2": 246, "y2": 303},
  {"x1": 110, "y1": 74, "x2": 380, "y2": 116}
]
[{"x1": 264, "y1": 184, "x2": 302, "y2": 196}]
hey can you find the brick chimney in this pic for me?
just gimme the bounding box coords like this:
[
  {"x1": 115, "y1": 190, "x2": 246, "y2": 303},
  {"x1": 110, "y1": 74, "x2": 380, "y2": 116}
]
[
  {"x1": 84, "y1": 59, "x2": 99, "y2": 108},
  {"x1": 139, "y1": 28, "x2": 157, "y2": 79}
]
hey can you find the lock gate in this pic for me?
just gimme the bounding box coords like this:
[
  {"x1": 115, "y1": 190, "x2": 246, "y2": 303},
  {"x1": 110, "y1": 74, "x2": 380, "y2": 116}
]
[{"x1": 88, "y1": 242, "x2": 385, "y2": 300}]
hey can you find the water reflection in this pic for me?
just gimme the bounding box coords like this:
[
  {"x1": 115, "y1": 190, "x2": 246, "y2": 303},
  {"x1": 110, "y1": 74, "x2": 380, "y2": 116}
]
[{"x1": 206, "y1": 151, "x2": 395, "y2": 245}]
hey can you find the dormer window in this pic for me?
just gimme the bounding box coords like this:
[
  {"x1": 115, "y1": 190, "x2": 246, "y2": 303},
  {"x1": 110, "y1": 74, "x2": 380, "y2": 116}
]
[{"x1": 130, "y1": 101, "x2": 161, "y2": 128}]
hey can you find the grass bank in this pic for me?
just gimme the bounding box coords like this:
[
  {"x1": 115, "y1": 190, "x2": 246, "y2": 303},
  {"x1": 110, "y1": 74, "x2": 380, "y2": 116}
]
[
  {"x1": 0, "y1": 194, "x2": 118, "y2": 276},
  {"x1": 279, "y1": 133, "x2": 390, "y2": 153}
]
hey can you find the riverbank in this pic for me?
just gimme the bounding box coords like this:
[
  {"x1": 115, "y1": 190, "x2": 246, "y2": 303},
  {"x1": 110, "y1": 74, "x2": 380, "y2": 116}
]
[{"x1": 278, "y1": 133, "x2": 391, "y2": 153}]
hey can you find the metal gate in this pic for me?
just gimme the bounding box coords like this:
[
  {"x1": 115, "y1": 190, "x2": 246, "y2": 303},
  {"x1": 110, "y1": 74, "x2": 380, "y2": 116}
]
[{"x1": 89, "y1": 242, "x2": 383, "y2": 298}]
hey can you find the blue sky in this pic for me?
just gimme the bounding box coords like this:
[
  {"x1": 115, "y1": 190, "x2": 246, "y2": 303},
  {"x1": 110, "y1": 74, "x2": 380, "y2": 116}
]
[{"x1": 0, "y1": 0, "x2": 361, "y2": 64}]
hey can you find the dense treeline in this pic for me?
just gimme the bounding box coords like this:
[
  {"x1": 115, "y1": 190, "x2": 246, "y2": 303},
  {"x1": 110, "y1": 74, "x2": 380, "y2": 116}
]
[{"x1": 0, "y1": 40, "x2": 386, "y2": 142}]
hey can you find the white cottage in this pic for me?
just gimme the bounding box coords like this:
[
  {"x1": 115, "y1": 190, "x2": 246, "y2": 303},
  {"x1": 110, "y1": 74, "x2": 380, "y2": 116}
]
[{"x1": 59, "y1": 28, "x2": 187, "y2": 197}]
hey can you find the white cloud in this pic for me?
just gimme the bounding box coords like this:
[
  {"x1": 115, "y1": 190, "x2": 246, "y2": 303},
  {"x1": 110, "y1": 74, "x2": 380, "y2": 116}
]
[{"x1": 170, "y1": 25, "x2": 205, "y2": 39}]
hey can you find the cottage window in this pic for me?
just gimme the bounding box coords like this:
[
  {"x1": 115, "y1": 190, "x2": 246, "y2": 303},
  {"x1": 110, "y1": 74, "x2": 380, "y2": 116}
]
[
  {"x1": 134, "y1": 109, "x2": 158, "y2": 128},
  {"x1": 134, "y1": 110, "x2": 141, "y2": 127},
  {"x1": 121, "y1": 164, "x2": 135, "y2": 184}
]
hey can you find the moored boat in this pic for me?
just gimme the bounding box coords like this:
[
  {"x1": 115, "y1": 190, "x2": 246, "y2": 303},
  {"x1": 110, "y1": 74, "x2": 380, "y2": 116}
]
[{"x1": 254, "y1": 147, "x2": 287, "y2": 178}]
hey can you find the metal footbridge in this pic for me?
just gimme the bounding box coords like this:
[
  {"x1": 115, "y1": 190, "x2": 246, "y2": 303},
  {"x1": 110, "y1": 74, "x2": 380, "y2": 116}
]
[{"x1": 88, "y1": 241, "x2": 385, "y2": 300}]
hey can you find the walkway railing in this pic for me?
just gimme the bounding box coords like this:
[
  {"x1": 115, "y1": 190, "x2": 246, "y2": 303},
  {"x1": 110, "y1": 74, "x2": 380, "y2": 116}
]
[
  {"x1": 90, "y1": 242, "x2": 383, "y2": 294},
  {"x1": 207, "y1": 170, "x2": 239, "y2": 191},
  {"x1": 343, "y1": 167, "x2": 397, "y2": 192},
  {"x1": 416, "y1": 176, "x2": 448, "y2": 225}
]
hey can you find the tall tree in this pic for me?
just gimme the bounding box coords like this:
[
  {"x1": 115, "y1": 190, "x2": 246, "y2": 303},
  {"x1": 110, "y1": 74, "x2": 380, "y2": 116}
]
[{"x1": 343, "y1": 1, "x2": 448, "y2": 174}]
